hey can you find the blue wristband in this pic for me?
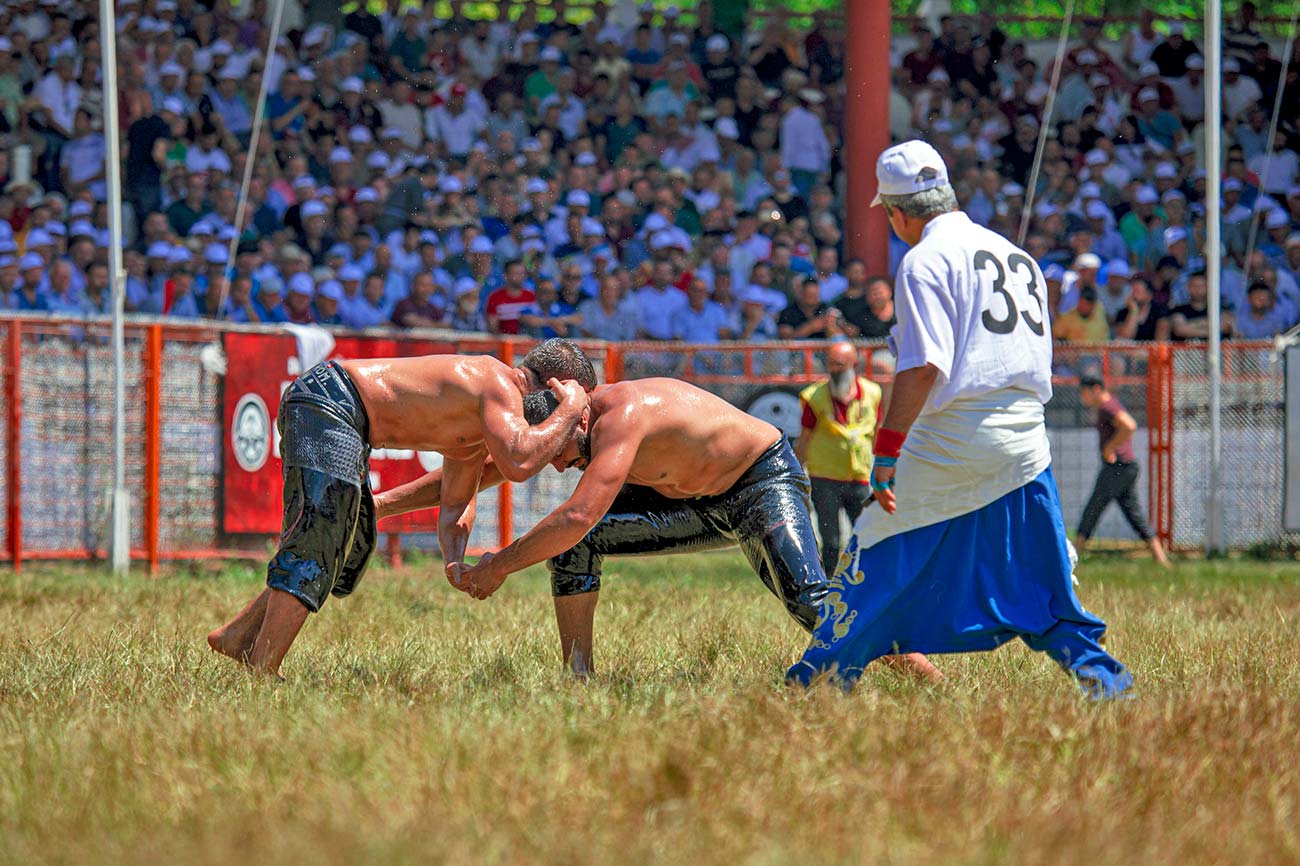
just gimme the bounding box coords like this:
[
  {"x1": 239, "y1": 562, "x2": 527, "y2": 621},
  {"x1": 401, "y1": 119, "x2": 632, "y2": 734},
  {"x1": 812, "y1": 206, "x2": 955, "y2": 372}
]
[{"x1": 873, "y1": 456, "x2": 897, "y2": 469}]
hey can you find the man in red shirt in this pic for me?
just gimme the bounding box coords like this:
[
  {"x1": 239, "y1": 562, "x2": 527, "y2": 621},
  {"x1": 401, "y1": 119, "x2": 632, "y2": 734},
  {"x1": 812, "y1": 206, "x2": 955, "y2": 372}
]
[
  {"x1": 1076, "y1": 374, "x2": 1170, "y2": 567},
  {"x1": 485, "y1": 258, "x2": 535, "y2": 335}
]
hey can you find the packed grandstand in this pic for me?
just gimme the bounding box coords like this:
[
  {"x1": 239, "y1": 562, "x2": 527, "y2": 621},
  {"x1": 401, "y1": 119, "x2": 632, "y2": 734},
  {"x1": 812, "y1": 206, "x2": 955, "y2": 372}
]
[{"x1": 1, "y1": 0, "x2": 1298, "y2": 345}]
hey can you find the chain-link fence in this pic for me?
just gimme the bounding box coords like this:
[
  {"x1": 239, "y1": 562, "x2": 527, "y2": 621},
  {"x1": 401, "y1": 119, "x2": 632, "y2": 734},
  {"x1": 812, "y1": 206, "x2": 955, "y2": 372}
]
[
  {"x1": 17, "y1": 320, "x2": 147, "y2": 556},
  {"x1": 1171, "y1": 343, "x2": 1293, "y2": 549},
  {"x1": 1, "y1": 317, "x2": 1293, "y2": 564},
  {"x1": 158, "y1": 328, "x2": 224, "y2": 554}
]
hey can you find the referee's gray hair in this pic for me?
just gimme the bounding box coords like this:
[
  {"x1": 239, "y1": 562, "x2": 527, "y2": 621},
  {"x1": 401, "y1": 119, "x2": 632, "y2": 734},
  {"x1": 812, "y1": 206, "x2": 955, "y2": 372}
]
[{"x1": 879, "y1": 184, "x2": 959, "y2": 219}]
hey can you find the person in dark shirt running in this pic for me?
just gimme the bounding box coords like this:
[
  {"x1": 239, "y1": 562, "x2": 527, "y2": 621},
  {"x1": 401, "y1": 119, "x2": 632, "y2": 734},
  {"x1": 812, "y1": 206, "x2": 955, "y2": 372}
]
[{"x1": 1075, "y1": 374, "x2": 1170, "y2": 567}]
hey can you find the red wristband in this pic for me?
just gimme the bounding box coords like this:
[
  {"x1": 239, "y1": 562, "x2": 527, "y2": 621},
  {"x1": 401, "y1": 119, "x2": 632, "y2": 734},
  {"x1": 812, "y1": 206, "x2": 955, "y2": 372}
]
[{"x1": 874, "y1": 427, "x2": 906, "y2": 458}]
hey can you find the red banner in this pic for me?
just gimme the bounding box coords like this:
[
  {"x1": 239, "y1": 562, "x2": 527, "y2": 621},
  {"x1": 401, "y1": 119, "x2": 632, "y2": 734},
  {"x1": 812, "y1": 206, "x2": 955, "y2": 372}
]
[{"x1": 222, "y1": 332, "x2": 458, "y2": 535}]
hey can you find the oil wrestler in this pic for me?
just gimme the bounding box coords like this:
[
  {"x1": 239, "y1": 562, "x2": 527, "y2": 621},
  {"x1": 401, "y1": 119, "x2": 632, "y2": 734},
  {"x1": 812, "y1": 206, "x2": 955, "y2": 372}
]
[
  {"x1": 443, "y1": 379, "x2": 941, "y2": 682},
  {"x1": 207, "y1": 338, "x2": 597, "y2": 678}
]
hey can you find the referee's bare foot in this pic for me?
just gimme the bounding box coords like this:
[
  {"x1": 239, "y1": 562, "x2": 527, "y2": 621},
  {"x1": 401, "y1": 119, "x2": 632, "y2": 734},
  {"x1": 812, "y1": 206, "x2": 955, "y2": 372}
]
[
  {"x1": 881, "y1": 652, "x2": 945, "y2": 684},
  {"x1": 1149, "y1": 538, "x2": 1171, "y2": 569}
]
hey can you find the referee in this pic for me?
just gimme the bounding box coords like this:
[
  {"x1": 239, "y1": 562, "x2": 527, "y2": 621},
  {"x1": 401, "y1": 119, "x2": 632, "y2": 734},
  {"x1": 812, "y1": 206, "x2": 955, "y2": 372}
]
[
  {"x1": 789, "y1": 140, "x2": 1131, "y2": 698},
  {"x1": 1075, "y1": 374, "x2": 1170, "y2": 567}
]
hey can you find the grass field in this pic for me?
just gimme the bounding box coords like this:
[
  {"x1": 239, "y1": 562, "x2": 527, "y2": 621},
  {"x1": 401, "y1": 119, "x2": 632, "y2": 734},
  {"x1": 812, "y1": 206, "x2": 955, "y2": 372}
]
[{"x1": 2, "y1": 552, "x2": 1300, "y2": 866}]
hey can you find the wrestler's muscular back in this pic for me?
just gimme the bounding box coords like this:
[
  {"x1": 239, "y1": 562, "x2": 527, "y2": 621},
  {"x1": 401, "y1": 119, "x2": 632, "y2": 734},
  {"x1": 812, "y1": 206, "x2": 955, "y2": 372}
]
[
  {"x1": 595, "y1": 378, "x2": 782, "y2": 498},
  {"x1": 338, "y1": 356, "x2": 516, "y2": 460}
]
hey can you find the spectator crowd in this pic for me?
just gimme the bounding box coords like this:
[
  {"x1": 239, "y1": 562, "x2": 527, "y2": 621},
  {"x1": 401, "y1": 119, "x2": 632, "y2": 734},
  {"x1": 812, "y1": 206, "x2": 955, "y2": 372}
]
[{"x1": 0, "y1": 0, "x2": 1298, "y2": 345}]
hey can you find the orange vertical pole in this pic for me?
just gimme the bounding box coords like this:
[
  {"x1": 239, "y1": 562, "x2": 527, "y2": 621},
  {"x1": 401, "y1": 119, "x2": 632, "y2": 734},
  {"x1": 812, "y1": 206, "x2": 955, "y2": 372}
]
[
  {"x1": 1161, "y1": 345, "x2": 1175, "y2": 547},
  {"x1": 6, "y1": 321, "x2": 21, "y2": 572},
  {"x1": 497, "y1": 339, "x2": 514, "y2": 548},
  {"x1": 1145, "y1": 344, "x2": 1160, "y2": 542},
  {"x1": 605, "y1": 344, "x2": 624, "y2": 383},
  {"x1": 845, "y1": 0, "x2": 893, "y2": 274},
  {"x1": 144, "y1": 324, "x2": 162, "y2": 575},
  {"x1": 1146, "y1": 344, "x2": 1174, "y2": 548}
]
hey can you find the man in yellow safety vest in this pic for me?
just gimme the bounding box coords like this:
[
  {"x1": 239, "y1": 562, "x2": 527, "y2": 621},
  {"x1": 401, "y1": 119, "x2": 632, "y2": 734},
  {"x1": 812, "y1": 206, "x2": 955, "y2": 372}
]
[{"x1": 794, "y1": 341, "x2": 882, "y2": 577}]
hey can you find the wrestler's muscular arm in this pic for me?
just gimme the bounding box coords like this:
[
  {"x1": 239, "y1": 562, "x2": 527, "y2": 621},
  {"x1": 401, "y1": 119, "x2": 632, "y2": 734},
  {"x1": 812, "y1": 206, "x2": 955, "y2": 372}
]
[
  {"x1": 481, "y1": 376, "x2": 589, "y2": 481},
  {"x1": 373, "y1": 459, "x2": 507, "y2": 520},
  {"x1": 438, "y1": 457, "x2": 484, "y2": 587},
  {"x1": 463, "y1": 421, "x2": 641, "y2": 600}
]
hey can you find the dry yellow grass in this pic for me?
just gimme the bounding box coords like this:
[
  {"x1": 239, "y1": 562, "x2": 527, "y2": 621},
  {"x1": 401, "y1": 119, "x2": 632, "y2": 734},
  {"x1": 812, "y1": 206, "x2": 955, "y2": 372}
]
[{"x1": 1, "y1": 554, "x2": 1299, "y2": 866}]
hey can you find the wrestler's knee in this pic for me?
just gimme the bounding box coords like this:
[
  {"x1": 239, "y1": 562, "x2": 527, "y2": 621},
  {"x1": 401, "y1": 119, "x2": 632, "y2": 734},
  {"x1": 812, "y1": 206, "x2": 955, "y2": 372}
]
[
  {"x1": 761, "y1": 527, "x2": 831, "y2": 627},
  {"x1": 267, "y1": 550, "x2": 330, "y2": 612},
  {"x1": 272, "y1": 466, "x2": 365, "y2": 610},
  {"x1": 546, "y1": 536, "x2": 605, "y2": 596},
  {"x1": 788, "y1": 593, "x2": 824, "y2": 632},
  {"x1": 772, "y1": 549, "x2": 831, "y2": 632},
  {"x1": 549, "y1": 569, "x2": 602, "y2": 596}
]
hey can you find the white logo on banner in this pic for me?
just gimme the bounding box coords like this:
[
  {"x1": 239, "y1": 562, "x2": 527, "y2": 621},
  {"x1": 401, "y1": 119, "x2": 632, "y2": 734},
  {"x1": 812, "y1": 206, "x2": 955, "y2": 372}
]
[{"x1": 232, "y1": 393, "x2": 271, "y2": 472}]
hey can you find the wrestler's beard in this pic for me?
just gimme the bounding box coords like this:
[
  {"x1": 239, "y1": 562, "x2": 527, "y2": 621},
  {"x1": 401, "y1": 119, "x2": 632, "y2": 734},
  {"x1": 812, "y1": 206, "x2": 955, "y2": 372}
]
[
  {"x1": 829, "y1": 369, "x2": 856, "y2": 400},
  {"x1": 576, "y1": 432, "x2": 591, "y2": 467}
]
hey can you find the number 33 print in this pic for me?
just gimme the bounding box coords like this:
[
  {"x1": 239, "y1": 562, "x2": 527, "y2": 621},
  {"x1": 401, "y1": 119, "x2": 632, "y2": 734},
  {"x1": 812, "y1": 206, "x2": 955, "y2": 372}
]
[{"x1": 975, "y1": 250, "x2": 1045, "y2": 336}]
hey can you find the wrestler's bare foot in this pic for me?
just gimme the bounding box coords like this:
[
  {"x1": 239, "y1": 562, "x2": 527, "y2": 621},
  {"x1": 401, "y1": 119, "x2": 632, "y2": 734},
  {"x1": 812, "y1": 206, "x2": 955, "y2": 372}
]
[
  {"x1": 206, "y1": 626, "x2": 253, "y2": 665},
  {"x1": 207, "y1": 588, "x2": 272, "y2": 667},
  {"x1": 245, "y1": 588, "x2": 310, "y2": 682},
  {"x1": 248, "y1": 663, "x2": 288, "y2": 683},
  {"x1": 206, "y1": 629, "x2": 286, "y2": 680},
  {"x1": 880, "y1": 652, "x2": 945, "y2": 684},
  {"x1": 565, "y1": 651, "x2": 593, "y2": 681}
]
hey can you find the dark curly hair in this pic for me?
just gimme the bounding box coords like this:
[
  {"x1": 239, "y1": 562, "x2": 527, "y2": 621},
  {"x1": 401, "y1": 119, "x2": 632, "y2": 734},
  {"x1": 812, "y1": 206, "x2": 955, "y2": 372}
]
[
  {"x1": 522, "y1": 390, "x2": 561, "y2": 425},
  {"x1": 523, "y1": 390, "x2": 590, "y2": 461}
]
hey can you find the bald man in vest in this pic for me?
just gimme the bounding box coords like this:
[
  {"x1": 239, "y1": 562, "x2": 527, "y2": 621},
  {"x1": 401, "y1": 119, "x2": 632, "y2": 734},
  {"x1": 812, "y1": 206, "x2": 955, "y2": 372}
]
[{"x1": 795, "y1": 342, "x2": 882, "y2": 577}]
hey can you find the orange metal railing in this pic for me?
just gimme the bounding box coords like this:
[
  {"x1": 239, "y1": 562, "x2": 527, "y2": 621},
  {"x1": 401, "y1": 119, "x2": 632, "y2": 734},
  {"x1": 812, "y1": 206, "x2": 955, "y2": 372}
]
[
  {"x1": 0, "y1": 311, "x2": 1286, "y2": 564},
  {"x1": 6, "y1": 320, "x2": 21, "y2": 572}
]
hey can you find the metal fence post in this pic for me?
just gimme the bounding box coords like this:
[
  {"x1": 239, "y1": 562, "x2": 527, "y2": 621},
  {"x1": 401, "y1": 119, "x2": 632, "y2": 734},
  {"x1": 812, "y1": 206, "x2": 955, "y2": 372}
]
[{"x1": 144, "y1": 324, "x2": 162, "y2": 575}]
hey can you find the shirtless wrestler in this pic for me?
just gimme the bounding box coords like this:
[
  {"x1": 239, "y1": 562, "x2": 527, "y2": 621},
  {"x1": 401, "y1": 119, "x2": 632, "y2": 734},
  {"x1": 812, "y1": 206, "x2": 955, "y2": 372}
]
[
  {"x1": 386, "y1": 378, "x2": 941, "y2": 682},
  {"x1": 206, "y1": 338, "x2": 597, "y2": 678}
]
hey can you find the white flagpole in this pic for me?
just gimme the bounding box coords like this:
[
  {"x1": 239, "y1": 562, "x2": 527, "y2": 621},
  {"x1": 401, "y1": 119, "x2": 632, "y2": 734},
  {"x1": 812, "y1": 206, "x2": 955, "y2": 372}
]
[
  {"x1": 1017, "y1": 0, "x2": 1075, "y2": 247},
  {"x1": 102, "y1": 0, "x2": 129, "y2": 575},
  {"x1": 1205, "y1": 0, "x2": 1224, "y2": 555},
  {"x1": 220, "y1": 0, "x2": 287, "y2": 307}
]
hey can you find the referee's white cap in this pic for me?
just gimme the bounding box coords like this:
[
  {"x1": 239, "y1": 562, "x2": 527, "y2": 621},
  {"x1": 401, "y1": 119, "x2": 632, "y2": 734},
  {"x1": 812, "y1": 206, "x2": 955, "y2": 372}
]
[{"x1": 872, "y1": 140, "x2": 950, "y2": 206}]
